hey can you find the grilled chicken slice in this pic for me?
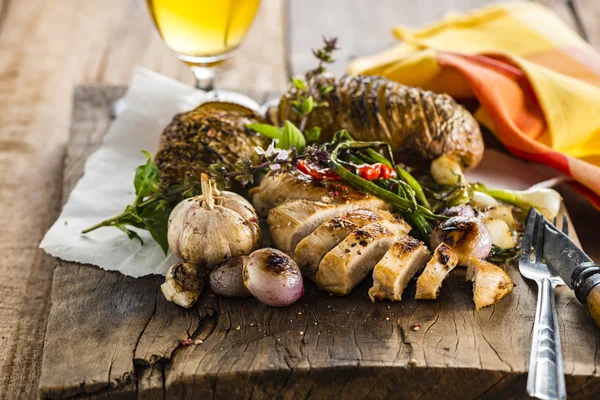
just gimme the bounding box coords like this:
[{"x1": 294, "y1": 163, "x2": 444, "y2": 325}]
[
  {"x1": 250, "y1": 172, "x2": 377, "y2": 216},
  {"x1": 466, "y1": 258, "x2": 515, "y2": 310},
  {"x1": 268, "y1": 197, "x2": 391, "y2": 254},
  {"x1": 368, "y1": 237, "x2": 431, "y2": 302},
  {"x1": 315, "y1": 220, "x2": 408, "y2": 296},
  {"x1": 295, "y1": 209, "x2": 405, "y2": 279},
  {"x1": 415, "y1": 243, "x2": 458, "y2": 300}
]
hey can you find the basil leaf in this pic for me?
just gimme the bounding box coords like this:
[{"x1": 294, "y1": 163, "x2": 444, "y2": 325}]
[
  {"x1": 304, "y1": 126, "x2": 321, "y2": 143},
  {"x1": 134, "y1": 150, "x2": 160, "y2": 204},
  {"x1": 279, "y1": 121, "x2": 306, "y2": 152},
  {"x1": 291, "y1": 76, "x2": 307, "y2": 90},
  {"x1": 320, "y1": 85, "x2": 334, "y2": 94},
  {"x1": 246, "y1": 123, "x2": 283, "y2": 140},
  {"x1": 301, "y1": 96, "x2": 315, "y2": 114},
  {"x1": 139, "y1": 202, "x2": 171, "y2": 255}
]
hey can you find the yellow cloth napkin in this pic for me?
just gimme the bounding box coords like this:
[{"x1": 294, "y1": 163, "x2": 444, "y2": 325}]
[{"x1": 348, "y1": 2, "x2": 600, "y2": 205}]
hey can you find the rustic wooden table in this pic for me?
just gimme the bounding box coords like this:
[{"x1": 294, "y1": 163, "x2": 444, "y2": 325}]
[{"x1": 1, "y1": 1, "x2": 599, "y2": 399}]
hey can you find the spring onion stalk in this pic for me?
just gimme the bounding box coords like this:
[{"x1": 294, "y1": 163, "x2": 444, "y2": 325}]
[
  {"x1": 346, "y1": 153, "x2": 366, "y2": 165},
  {"x1": 361, "y1": 148, "x2": 393, "y2": 167},
  {"x1": 397, "y1": 168, "x2": 431, "y2": 209},
  {"x1": 397, "y1": 180, "x2": 418, "y2": 209},
  {"x1": 477, "y1": 187, "x2": 562, "y2": 220}
]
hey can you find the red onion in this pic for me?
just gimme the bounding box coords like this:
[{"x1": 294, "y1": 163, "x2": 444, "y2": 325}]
[
  {"x1": 430, "y1": 216, "x2": 492, "y2": 264},
  {"x1": 210, "y1": 257, "x2": 251, "y2": 298},
  {"x1": 243, "y1": 248, "x2": 304, "y2": 307}
]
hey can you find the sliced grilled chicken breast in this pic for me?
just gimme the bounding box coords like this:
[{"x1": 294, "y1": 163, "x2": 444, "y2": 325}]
[
  {"x1": 268, "y1": 197, "x2": 391, "y2": 254},
  {"x1": 250, "y1": 172, "x2": 378, "y2": 216},
  {"x1": 315, "y1": 220, "x2": 409, "y2": 296},
  {"x1": 368, "y1": 237, "x2": 431, "y2": 302},
  {"x1": 415, "y1": 243, "x2": 458, "y2": 300},
  {"x1": 466, "y1": 258, "x2": 515, "y2": 310},
  {"x1": 294, "y1": 209, "x2": 404, "y2": 279}
]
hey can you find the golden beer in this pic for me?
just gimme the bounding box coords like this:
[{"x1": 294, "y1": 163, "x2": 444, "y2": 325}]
[{"x1": 147, "y1": 0, "x2": 261, "y2": 67}]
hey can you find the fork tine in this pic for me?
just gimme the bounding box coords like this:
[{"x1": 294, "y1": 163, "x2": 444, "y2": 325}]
[
  {"x1": 534, "y1": 213, "x2": 545, "y2": 262},
  {"x1": 562, "y1": 214, "x2": 569, "y2": 236},
  {"x1": 521, "y1": 208, "x2": 537, "y2": 259}
]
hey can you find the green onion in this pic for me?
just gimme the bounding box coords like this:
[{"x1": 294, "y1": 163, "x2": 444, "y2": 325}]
[
  {"x1": 361, "y1": 148, "x2": 393, "y2": 167},
  {"x1": 396, "y1": 168, "x2": 431, "y2": 209}
]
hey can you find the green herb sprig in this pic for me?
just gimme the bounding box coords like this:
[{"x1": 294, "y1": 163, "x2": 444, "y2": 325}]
[
  {"x1": 247, "y1": 36, "x2": 340, "y2": 148},
  {"x1": 81, "y1": 151, "x2": 191, "y2": 254}
]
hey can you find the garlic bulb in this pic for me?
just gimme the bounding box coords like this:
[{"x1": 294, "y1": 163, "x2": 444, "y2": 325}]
[
  {"x1": 161, "y1": 262, "x2": 204, "y2": 308},
  {"x1": 168, "y1": 174, "x2": 261, "y2": 267}
]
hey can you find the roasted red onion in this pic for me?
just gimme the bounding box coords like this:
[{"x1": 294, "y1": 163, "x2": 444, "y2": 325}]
[
  {"x1": 243, "y1": 248, "x2": 304, "y2": 307},
  {"x1": 210, "y1": 257, "x2": 251, "y2": 298},
  {"x1": 441, "y1": 205, "x2": 475, "y2": 219},
  {"x1": 430, "y1": 216, "x2": 492, "y2": 264}
]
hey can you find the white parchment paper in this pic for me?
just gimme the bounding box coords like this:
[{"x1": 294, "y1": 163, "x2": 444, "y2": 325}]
[{"x1": 40, "y1": 67, "x2": 561, "y2": 277}]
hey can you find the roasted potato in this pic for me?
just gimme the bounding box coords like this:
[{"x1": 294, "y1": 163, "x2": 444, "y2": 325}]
[{"x1": 269, "y1": 75, "x2": 484, "y2": 170}]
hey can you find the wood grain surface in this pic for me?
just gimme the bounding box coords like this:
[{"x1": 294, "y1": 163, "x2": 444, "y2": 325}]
[{"x1": 0, "y1": 0, "x2": 599, "y2": 399}]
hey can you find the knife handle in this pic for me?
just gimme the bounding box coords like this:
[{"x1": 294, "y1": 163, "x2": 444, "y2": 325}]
[
  {"x1": 587, "y1": 286, "x2": 600, "y2": 328},
  {"x1": 572, "y1": 263, "x2": 600, "y2": 328}
]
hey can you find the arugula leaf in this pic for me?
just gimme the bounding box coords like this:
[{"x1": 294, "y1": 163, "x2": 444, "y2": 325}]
[
  {"x1": 279, "y1": 121, "x2": 306, "y2": 152},
  {"x1": 304, "y1": 126, "x2": 321, "y2": 143},
  {"x1": 134, "y1": 150, "x2": 160, "y2": 204},
  {"x1": 246, "y1": 123, "x2": 283, "y2": 141}
]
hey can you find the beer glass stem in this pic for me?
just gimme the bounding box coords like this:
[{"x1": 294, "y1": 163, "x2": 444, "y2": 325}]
[{"x1": 191, "y1": 66, "x2": 215, "y2": 91}]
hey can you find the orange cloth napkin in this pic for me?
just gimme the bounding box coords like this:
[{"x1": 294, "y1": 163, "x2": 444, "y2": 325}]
[{"x1": 347, "y1": 2, "x2": 600, "y2": 207}]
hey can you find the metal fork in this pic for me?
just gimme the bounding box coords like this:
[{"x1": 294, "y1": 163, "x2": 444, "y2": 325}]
[{"x1": 519, "y1": 209, "x2": 567, "y2": 400}]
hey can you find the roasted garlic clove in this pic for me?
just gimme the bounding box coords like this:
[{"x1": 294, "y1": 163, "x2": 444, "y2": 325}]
[{"x1": 161, "y1": 262, "x2": 204, "y2": 308}]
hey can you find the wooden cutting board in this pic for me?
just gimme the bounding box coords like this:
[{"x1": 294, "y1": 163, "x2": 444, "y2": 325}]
[
  {"x1": 38, "y1": 0, "x2": 600, "y2": 398},
  {"x1": 37, "y1": 85, "x2": 600, "y2": 400}
]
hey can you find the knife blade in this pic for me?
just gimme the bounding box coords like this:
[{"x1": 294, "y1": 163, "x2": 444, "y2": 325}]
[
  {"x1": 544, "y1": 221, "x2": 600, "y2": 327},
  {"x1": 544, "y1": 222, "x2": 594, "y2": 290}
]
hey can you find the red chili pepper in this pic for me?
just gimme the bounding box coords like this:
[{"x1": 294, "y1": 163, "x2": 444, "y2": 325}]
[
  {"x1": 358, "y1": 163, "x2": 381, "y2": 180},
  {"x1": 379, "y1": 164, "x2": 396, "y2": 179},
  {"x1": 297, "y1": 160, "x2": 341, "y2": 180}
]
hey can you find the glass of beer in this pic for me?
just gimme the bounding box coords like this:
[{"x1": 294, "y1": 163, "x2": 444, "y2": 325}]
[{"x1": 146, "y1": 0, "x2": 261, "y2": 91}]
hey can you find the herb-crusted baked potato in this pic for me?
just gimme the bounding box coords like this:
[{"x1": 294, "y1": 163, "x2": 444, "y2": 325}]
[
  {"x1": 268, "y1": 75, "x2": 484, "y2": 170},
  {"x1": 155, "y1": 102, "x2": 268, "y2": 188}
]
